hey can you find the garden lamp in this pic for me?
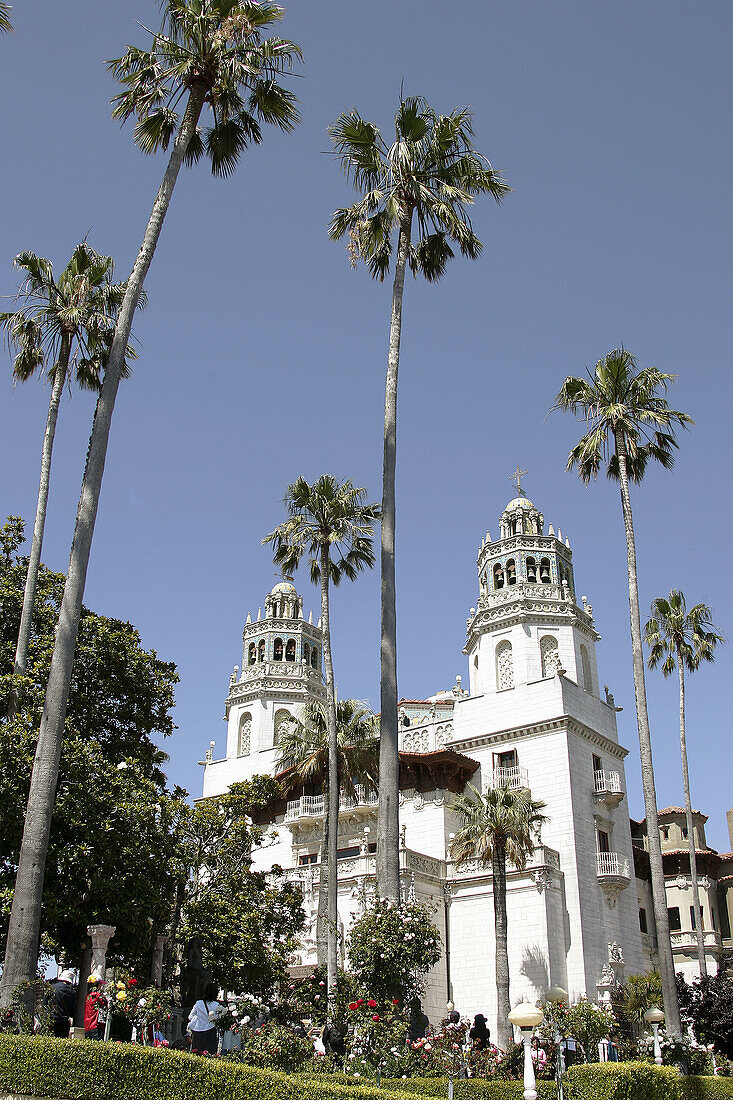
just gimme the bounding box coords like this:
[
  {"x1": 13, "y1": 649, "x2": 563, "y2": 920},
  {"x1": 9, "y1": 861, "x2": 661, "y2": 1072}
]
[
  {"x1": 508, "y1": 1002, "x2": 545, "y2": 1100},
  {"x1": 644, "y1": 1006, "x2": 664, "y2": 1065}
]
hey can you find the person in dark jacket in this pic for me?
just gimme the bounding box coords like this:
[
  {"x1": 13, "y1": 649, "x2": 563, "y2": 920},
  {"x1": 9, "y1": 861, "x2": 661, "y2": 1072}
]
[
  {"x1": 50, "y1": 970, "x2": 77, "y2": 1038},
  {"x1": 469, "y1": 1013, "x2": 491, "y2": 1050},
  {"x1": 322, "y1": 1020, "x2": 346, "y2": 1066},
  {"x1": 407, "y1": 998, "x2": 429, "y2": 1042}
]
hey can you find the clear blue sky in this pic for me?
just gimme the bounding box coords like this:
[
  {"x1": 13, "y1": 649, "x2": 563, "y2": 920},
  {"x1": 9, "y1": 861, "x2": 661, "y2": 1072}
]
[{"x1": 2, "y1": 2, "x2": 731, "y2": 848}]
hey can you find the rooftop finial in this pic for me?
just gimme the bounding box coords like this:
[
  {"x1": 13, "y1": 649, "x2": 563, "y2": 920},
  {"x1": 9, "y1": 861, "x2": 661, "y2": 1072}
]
[{"x1": 509, "y1": 464, "x2": 528, "y2": 495}]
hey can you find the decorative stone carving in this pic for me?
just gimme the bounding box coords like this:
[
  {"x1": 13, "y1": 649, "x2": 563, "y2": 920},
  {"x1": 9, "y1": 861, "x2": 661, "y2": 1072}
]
[
  {"x1": 532, "y1": 869, "x2": 553, "y2": 893},
  {"x1": 496, "y1": 640, "x2": 514, "y2": 689},
  {"x1": 540, "y1": 634, "x2": 560, "y2": 678},
  {"x1": 238, "y1": 713, "x2": 251, "y2": 756},
  {"x1": 87, "y1": 924, "x2": 116, "y2": 979}
]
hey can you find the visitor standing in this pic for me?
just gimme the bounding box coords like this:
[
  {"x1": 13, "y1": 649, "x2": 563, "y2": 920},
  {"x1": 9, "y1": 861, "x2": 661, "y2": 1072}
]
[
  {"x1": 83, "y1": 975, "x2": 106, "y2": 1039},
  {"x1": 408, "y1": 998, "x2": 429, "y2": 1042},
  {"x1": 187, "y1": 982, "x2": 224, "y2": 1055},
  {"x1": 469, "y1": 1013, "x2": 491, "y2": 1050},
  {"x1": 50, "y1": 970, "x2": 77, "y2": 1038}
]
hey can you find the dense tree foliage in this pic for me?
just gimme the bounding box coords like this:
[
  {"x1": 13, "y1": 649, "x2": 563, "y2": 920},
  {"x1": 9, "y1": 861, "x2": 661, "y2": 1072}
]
[
  {"x1": 0, "y1": 517, "x2": 184, "y2": 970},
  {"x1": 678, "y1": 971, "x2": 733, "y2": 1059}
]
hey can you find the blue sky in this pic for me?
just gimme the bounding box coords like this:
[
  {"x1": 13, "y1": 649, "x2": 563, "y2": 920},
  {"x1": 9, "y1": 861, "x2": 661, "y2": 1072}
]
[{"x1": 2, "y1": 2, "x2": 731, "y2": 848}]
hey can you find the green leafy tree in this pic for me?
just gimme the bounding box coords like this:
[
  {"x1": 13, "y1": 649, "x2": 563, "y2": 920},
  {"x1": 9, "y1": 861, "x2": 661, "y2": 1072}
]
[
  {"x1": 178, "y1": 777, "x2": 304, "y2": 996},
  {"x1": 276, "y1": 697, "x2": 378, "y2": 966},
  {"x1": 264, "y1": 475, "x2": 379, "y2": 1016},
  {"x1": 450, "y1": 783, "x2": 547, "y2": 1051},
  {"x1": 682, "y1": 972, "x2": 733, "y2": 1059},
  {"x1": 646, "y1": 591, "x2": 725, "y2": 979},
  {"x1": 0, "y1": 4, "x2": 12, "y2": 33},
  {"x1": 0, "y1": 517, "x2": 184, "y2": 973},
  {"x1": 347, "y1": 899, "x2": 441, "y2": 1006},
  {"x1": 1, "y1": 245, "x2": 137, "y2": 712},
  {"x1": 1, "y1": 1, "x2": 301, "y2": 1005},
  {"x1": 329, "y1": 96, "x2": 509, "y2": 904},
  {"x1": 553, "y1": 347, "x2": 692, "y2": 1035}
]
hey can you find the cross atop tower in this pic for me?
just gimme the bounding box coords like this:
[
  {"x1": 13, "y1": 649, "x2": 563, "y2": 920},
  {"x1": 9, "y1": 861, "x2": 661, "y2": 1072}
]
[{"x1": 509, "y1": 465, "x2": 528, "y2": 495}]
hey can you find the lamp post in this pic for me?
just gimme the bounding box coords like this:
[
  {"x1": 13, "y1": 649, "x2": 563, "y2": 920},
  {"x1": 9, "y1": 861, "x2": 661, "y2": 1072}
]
[
  {"x1": 644, "y1": 1006, "x2": 665, "y2": 1066},
  {"x1": 546, "y1": 986, "x2": 568, "y2": 1100},
  {"x1": 508, "y1": 1002, "x2": 545, "y2": 1100}
]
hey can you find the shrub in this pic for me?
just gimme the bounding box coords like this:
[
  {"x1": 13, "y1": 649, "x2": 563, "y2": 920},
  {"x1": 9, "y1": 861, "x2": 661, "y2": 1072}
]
[
  {"x1": 347, "y1": 900, "x2": 441, "y2": 1003},
  {"x1": 382, "y1": 1079, "x2": 558, "y2": 1097},
  {"x1": 563, "y1": 1060, "x2": 683, "y2": 1098},
  {"x1": 226, "y1": 1022, "x2": 321, "y2": 1073},
  {"x1": 0, "y1": 1034, "x2": 412, "y2": 1100}
]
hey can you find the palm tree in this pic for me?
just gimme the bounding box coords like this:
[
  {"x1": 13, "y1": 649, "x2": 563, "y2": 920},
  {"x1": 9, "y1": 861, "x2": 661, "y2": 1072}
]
[
  {"x1": 0, "y1": 1, "x2": 301, "y2": 1005},
  {"x1": 0, "y1": 4, "x2": 13, "y2": 33},
  {"x1": 645, "y1": 590, "x2": 724, "y2": 979},
  {"x1": 553, "y1": 347, "x2": 692, "y2": 1034},
  {"x1": 329, "y1": 96, "x2": 509, "y2": 903},
  {"x1": 450, "y1": 783, "x2": 547, "y2": 1051},
  {"x1": 264, "y1": 475, "x2": 379, "y2": 1016},
  {"x1": 1, "y1": 244, "x2": 136, "y2": 714},
  {"x1": 277, "y1": 697, "x2": 379, "y2": 966}
]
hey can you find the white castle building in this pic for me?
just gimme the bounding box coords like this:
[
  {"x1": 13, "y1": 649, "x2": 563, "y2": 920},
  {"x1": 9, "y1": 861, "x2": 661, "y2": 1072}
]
[{"x1": 201, "y1": 489, "x2": 649, "y2": 1034}]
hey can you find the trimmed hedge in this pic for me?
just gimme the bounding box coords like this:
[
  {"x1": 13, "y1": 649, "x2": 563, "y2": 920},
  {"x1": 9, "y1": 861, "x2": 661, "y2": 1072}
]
[
  {"x1": 563, "y1": 1062, "x2": 733, "y2": 1100},
  {"x1": 0, "y1": 1036, "x2": 411, "y2": 1100},
  {"x1": 382, "y1": 1079, "x2": 557, "y2": 1097}
]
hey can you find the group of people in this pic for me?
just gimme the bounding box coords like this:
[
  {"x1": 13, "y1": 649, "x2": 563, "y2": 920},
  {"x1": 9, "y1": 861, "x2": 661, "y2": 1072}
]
[{"x1": 47, "y1": 971, "x2": 108, "y2": 1040}]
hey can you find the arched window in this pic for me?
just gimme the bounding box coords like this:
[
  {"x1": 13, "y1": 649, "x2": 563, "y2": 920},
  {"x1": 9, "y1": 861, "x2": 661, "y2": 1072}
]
[
  {"x1": 257, "y1": 639, "x2": 265, "y2": 663},
  {"x1": 540, "y1": 635, "x2": 560, "y2": 678},
  {"x1": 496, "y1": 640, "x2": 514, "y2": 690},
  {"x1": 493, "y1": 563, "x2": 505, "y2": 590},
  {"x1": 247, "y1": 642, "x2": 256, "y2": 666},
  {"x1": 526, "y1": 557, "x2": 537, "y2": 583},
  {"x1": 238, "y1": 712, "x2": 252, "y2": 756},
  {"x1": 311, "y1": 647, "x2": 319, "y2": 670},
  {"x1": 506, "y1": 559, "x2": 517, "y2": 586},
  {"x1": 303, "y1": 642, "x2": 310, "y2": 664},
  {"x1": 580, "y1": 645, "x2": 592, "y2": 692},
  {"x1": 285, "y1": 638, "x2": 296, "y2": 662},
  {"x1": 273, "y1": 708, "x2": 292, "y2": 747},
  {"x1": 539, "y1": 557, "x2": 551, "y2": 583},
  {"x1": 273, "y1": 637, "x2": 283, "y2": 661}
]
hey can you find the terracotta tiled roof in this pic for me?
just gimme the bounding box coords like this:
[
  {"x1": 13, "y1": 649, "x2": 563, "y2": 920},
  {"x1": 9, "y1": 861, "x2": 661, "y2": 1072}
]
[{"x1": 658, "y1": 806, "x2": 707, "y2": 821}]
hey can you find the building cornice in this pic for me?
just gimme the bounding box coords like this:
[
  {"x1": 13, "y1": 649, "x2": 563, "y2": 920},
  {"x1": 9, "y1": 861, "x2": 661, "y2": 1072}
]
[
  {"x1": 449, "y1": 714, "x2": 627, "y2": 760},
  {"x1": 463, "y1": 593, "x2": 599, "y2": 653}
]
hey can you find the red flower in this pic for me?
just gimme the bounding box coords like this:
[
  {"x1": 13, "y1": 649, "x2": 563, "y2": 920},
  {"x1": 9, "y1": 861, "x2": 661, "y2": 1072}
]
[
  {"x1": 356, "y1": 999, "x2": 364, "y2": 1007},
  {"x1": 348, "y1": 1003, "x2": 358, "y2": 1011},
  {"x1": 392, "y1": 999, "x2": 400, "y2": 1005},
  {"x1": 128, "y1": 979, "x2": 138, "y2": 987},
  {"x1": 367, "y1": 999, "x2": 377, "y2": 1008},
  {"x1": 372, "y1": 1015, "x2": 380, "y2": 1022}
]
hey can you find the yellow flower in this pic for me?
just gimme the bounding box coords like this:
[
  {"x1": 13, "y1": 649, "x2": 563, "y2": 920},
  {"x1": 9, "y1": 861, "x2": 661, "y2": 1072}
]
[
  {"x1": 116, "y1": 991, "x2": 127, "y2": 1001},
  {"x1": 116, "y1": 981, "x2": 125, "y2": 989}
]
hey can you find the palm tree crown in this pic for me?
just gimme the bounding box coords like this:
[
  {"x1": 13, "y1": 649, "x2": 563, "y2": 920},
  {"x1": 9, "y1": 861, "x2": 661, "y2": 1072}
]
[
  {"x1": 646, "y1": 591, "x2": 724, "y2": 676},
  {"x1": 1, "y1": 245, "x2": 136, "y2": 391},
  {"x1": 108, "y1": 0, "x2": 301, "y2": 177},
  {"x1": 277, "y1": 698, "x2": 379, "y2": 801},
  {"x1": 0, "y1": 4, "x2": 13, "y2": 33},
  {"x1": 451, "y1": 784, "x2": 547, "y2": 871},
  {"x1": 263, "y1": 475, "x2": 380, "y2": 585},
  {"x1": 553, "y1": 347, "x2": 692, "y2": 483},
  {"x1": 329, "y1": 96, "x2": 509, "y2": 281}
]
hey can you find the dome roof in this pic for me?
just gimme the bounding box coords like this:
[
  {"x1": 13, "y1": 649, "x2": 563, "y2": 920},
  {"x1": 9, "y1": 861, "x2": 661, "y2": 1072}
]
[
  {"x1": 504, "y1": 495, "x2": 536, "y2": 512},
  {"x1": 271, "y1": 578, "x2": 297, "y2": 595}
]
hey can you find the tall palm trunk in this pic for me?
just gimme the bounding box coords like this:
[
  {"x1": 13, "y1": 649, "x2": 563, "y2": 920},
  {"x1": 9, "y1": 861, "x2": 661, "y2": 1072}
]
[
  {"x1": 614, "y1": 429, "x2": 681, "y2": 1034},
  {"x1": 677, "y1": 655, "x2": 707, "y2": 978},
  {"x1": 0, "y1": 83, "x2": 208, "y2": 1005},
  {"x1": 377, "y1": 215, "x2": 411, "y2": 904},
  {"x1": 320, "y1": 544, "x2": 339, "y2": 1016},
  {"x1": 493, "y1": 843, "x2": 511, "y2": 1051},
  {"x1": 9, "y1": 335, "x2": 72, "y2": 715},
  {"x1": 316, "y1": 784, "x2": 329, "y2": 967}
]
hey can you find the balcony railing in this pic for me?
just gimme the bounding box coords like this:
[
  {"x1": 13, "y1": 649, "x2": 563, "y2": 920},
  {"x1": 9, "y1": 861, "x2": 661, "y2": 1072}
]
[
  {"x1": 670, "y1": 930, "x2": 722, "y2": 951},
  {"x1": 486, "y1": 766, "x2": 529, "y2": 791},
  {"x1": 285, "y1": 784, "x2": 377, "y2": 823},
  {"x1": 594, "y1": 770, "x2": 621, "y2": 795},
  {"x1": 596, "y1": 851, "x2": 630, "y2": 881}
]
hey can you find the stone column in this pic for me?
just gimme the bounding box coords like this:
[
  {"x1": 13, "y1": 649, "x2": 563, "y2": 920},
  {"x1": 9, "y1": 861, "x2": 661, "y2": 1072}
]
[
  {"x1": 151, "y1": 934, "x2": 169, "y2": 988},
  {"x1": 87, "y1": 924, "x2": 116, "y2": 979}
]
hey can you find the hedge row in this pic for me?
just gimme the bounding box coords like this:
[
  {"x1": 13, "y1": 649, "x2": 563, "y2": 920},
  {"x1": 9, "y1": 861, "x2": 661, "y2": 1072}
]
[
  {"x1": 563, "y1": 1063, "x2": 733, "y2": 1100},
  {"x1": 0, "y1": 1037, "x2": 411, "y2": 1100}
]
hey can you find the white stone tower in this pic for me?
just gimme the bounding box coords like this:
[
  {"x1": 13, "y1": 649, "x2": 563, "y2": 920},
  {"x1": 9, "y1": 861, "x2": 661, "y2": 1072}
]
[{"x1": 202, "y1": 578, "x2": 325, "y2": 798}]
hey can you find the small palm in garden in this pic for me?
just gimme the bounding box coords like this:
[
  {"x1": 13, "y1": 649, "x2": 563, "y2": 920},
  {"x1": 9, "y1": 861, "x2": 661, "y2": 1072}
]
[{"x1": 450, "y1": 783, "x2": 547, "y2": 1051}]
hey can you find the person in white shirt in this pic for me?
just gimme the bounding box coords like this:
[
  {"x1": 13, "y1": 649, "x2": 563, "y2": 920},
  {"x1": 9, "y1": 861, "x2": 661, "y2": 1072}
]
[{"x1": 187, "y1": 982, "x2": 224, "y2": 1054}]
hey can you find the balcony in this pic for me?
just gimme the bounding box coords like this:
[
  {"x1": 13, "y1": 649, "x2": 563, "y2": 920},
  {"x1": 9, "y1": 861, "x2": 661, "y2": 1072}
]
[
  {"x1": 486, "y1": 766, "x2": 530, "y2": 791},
  {"x1": 596, "y1": 851, "x2": 631, "y2": 908},
  {"x1": 593, "y1": 770, "x2": 624, "y2": 809},
  {"x1": 285, "y1": 784, "x2": 377, "y2": 823},
  {"x1": 670, "y1": 930, "x2": 722, "y2": 952}
]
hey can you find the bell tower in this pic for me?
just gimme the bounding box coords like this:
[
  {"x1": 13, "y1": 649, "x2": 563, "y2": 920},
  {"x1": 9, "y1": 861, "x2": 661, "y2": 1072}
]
[{"x1": 465, "y1": 479, "x2": 600, "y2": 698}]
